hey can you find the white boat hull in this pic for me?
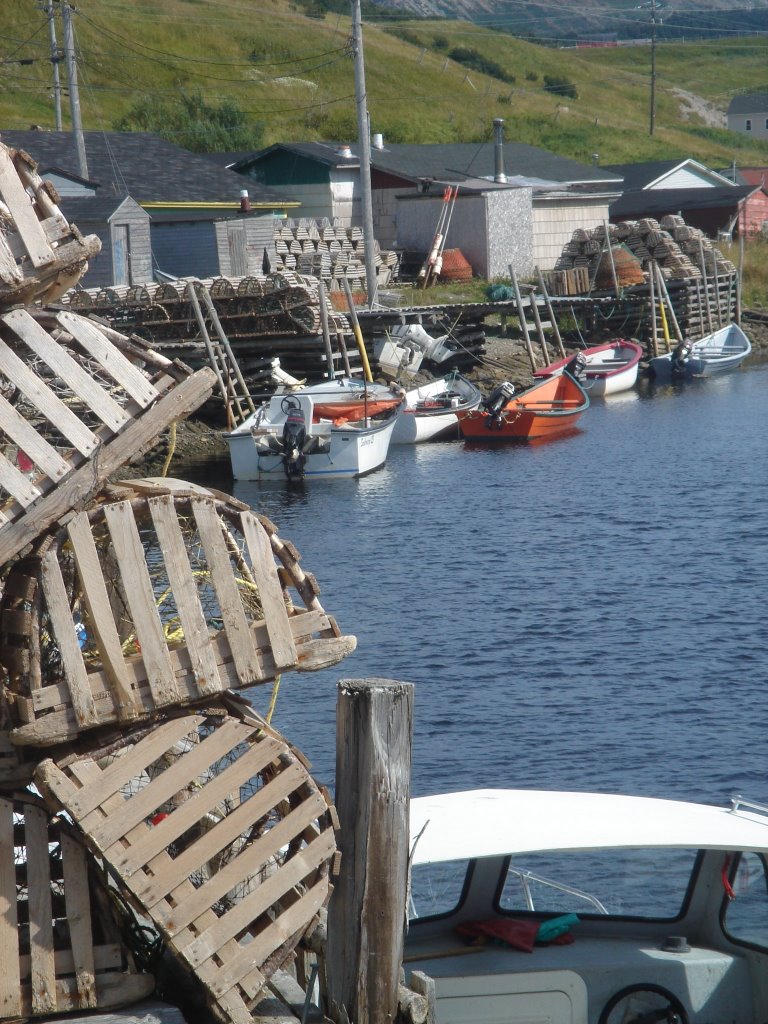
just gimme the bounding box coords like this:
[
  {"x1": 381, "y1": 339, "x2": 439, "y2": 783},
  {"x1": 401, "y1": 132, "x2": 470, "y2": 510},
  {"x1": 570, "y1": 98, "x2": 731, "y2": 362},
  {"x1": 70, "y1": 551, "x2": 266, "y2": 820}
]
[
  {"x1": 226, "y1": 392, "x2": 398, "y2": 480},
  {"x1": 391, "y1": 374, "x2": 483, "y2": 444},
  {"x1": 534, "y1": 341, "x2": 643, "y2": 398}
]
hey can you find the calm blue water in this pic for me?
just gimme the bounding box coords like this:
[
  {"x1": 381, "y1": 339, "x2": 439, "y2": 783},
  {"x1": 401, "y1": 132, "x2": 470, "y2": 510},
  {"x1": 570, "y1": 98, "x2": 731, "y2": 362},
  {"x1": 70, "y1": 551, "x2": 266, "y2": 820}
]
[{"x1": 179, "y1": 363, "x2": 768, "y2": 807}]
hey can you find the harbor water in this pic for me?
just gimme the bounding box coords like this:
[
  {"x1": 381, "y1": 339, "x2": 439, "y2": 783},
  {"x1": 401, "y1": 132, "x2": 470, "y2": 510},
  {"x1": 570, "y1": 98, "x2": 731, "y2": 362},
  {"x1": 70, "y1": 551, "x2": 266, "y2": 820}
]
[{"x1": 180, "y1": 363, "x2": 768, "y2": 807}]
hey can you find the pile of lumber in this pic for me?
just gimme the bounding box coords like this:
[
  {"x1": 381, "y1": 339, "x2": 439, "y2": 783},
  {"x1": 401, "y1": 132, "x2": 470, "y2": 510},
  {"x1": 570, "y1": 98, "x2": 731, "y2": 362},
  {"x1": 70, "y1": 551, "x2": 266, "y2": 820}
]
[
  {"x1": 0, "y1": 140, "x2": 355, "y2": 1024},
  {"x1": 272, "y1": 218, "x2": 400, "y2": 288}
]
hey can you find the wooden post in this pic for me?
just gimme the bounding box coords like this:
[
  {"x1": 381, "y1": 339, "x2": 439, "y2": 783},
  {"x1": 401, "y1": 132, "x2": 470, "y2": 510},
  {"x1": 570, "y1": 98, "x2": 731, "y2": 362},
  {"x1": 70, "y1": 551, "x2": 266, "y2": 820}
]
[
  {"x1": 651, "y1": 264, "x2": 663, "y2": 360},
  {"x1": 603, "y1": 220, "x2": 620, "y2": 299},
  {"x1": 527, "y1": 291, "x2": 550, "y2": 365},
  {"x1": 327, "y1": 678, "x2": 414, "y2": 1024},
  {"x1": 711, "y1": 249, "x2": 723, "y2": 328},
  {"x1": 318, "y1": 279, "x2": 336, "y2": 381},
  {"x1": 508, "y1": 265, "x2": 537, "y2": 371},
  {"x1": 536, "y1": 266, "x2": 565, "y2": 359},
  {"x1": 186, "y1": 282, "x2": 234, "y2": 430},
  {"x1": 698, "y1": 238, "x2": 714, "y2": 335},
  {"x1": 654, "y1": 264, "x2": 684, "y2": 344}
]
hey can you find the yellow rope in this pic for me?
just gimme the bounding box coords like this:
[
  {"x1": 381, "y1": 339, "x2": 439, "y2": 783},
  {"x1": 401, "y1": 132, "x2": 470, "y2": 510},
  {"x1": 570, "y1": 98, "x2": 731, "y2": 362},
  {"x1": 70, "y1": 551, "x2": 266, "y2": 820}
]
[
  {"x1": 160, "y1": 421, "x2": 177, "y2": 477},
  {"x1": 265, "y1": 675, "x2": 281, "y2": 724}
]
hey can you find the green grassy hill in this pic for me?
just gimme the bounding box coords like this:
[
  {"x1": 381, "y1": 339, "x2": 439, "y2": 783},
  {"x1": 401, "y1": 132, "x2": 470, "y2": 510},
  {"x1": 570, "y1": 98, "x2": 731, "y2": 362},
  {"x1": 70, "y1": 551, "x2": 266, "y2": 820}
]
[{"x1": 1, "y1": 0, "x2": 767, "y2": 169}]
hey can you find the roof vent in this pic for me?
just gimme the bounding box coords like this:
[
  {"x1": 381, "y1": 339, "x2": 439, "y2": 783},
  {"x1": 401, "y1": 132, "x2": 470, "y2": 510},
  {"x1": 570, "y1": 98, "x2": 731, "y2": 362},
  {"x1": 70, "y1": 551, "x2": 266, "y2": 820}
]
[
  {"x1": 336, "y1": 145, "x2": 354, "y2": 159},
  {"x1": 372, "y1": 133, "x2": 384, "y2": 150},
  {"x1": 493, "y1": 118, "x2": 506, "y2": 184}
]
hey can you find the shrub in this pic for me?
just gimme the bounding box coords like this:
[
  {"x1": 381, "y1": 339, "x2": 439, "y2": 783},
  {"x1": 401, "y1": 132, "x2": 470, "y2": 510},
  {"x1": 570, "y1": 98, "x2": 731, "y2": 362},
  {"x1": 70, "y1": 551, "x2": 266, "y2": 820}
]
[
  {"x1": 543, "y1": 75, "x2": 578, "y2": 99},
  {"x1": 447, "y1": 46, "x2": 515, "y2": 84},
  {"x1": 114, "y1": 91, "x2": 264, "y2": 153}
]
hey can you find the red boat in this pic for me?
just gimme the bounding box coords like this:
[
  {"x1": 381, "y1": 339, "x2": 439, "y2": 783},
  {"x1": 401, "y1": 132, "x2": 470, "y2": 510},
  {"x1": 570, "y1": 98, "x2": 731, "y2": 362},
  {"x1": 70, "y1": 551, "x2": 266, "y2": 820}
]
[{"x1": 457, "y1": 372, "x2": 589, "y2": 441}]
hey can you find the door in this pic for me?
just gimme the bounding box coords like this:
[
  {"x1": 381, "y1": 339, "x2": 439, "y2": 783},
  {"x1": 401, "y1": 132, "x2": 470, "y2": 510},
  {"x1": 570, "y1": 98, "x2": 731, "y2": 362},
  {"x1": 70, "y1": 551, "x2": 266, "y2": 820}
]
[
  {"x1": 226, "y1": 222, "x2": 247, "y2": 276},
  {"x1": 112, "y1": 223, "x2": 130, "y2": 285}
]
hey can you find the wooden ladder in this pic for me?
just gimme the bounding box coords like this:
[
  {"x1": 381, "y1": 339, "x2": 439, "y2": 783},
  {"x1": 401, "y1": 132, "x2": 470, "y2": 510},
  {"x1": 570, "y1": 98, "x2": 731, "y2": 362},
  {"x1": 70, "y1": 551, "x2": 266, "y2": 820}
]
[
  {"x1": 508, "y1": 266, "x2": 567, "y2": 371},
  {"x1": 186, "y1": 280, "x2": 256, "y2": 429}
]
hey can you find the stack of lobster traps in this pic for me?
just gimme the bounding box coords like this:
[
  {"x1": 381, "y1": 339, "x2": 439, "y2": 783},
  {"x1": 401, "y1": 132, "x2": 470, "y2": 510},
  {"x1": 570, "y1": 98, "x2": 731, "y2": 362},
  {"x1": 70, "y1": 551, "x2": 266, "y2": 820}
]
[
  {"x1": 0, "y1": 141, "x2": 355, "y2": 1024},
  {"x1": 60, "y1": 271, "x2": 367, "y2": 386}
]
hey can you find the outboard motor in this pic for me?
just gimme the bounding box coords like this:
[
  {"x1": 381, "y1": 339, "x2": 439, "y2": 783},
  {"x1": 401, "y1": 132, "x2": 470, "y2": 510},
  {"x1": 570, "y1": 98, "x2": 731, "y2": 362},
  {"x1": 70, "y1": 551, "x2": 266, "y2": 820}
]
[
  {"x1": 482, "y1": 381, "x2": 516, "y2": 428},
  {"x1": 565, "y1": 351, "x2": 588, "y2": 384},
  {"x1": 280, "y1": 396, "x2": 308, "y2": 479},
  {"x1": 670, "y1": 340, "x2": 692, "y2": 375}
]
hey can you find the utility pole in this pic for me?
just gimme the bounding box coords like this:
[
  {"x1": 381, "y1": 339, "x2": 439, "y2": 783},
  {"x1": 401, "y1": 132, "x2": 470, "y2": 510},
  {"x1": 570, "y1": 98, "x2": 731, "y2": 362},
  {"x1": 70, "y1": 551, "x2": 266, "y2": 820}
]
[
  {"x1": 39, "y1": 0, "x2": 63, "y2": 130},
  {"x1": 648, "y1": 0, "x2": 662, "y2": 136},
  {"x1": 61, "y1": 0, "x2": 88, "y2": 178},
  {"x1": 350, "y1": 0, "x2": 377, "y2": 308}
]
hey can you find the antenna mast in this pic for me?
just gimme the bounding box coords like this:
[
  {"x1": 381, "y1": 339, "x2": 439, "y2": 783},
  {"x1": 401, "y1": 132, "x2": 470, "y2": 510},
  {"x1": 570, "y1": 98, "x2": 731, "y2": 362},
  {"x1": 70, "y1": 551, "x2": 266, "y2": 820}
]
[{"x1": 61, "y1": 0, "x2": 88, "y2": 179}]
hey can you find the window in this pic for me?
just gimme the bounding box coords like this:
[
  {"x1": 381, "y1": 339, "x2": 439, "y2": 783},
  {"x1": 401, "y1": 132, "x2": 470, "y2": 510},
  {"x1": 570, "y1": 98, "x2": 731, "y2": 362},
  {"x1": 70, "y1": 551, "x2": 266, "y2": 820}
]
[
  {"x1": 409, "y1": 860, "x2": 471, "y2": 920},
  {"x1": 498, "y1": 848, "x2": 699, "y2": 919},
  {"x1": 745, "y1": 119, "x2": 752, "y2": 131},
  {"x1": 723, "y1": 852, "x2": 768, "y2": 950}
]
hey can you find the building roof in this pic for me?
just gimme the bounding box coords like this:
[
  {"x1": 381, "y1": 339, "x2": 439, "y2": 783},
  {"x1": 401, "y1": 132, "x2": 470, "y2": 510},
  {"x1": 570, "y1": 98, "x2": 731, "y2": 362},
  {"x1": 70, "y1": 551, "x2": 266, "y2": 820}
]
[
  {"x1": 59, "y1": 195, "x2": 145, "y2": 223},
  {"x1": 0, "y1": 129, "x2": 291, "y2": 207},
  {"x1": 727, "y1": 92, "x2": 768, "y2": 115},
  {"x1": 610, "y1": 184, "x2": 755, "y2": 219},
  {"x1": 604, "y1": 158, "x2": 735, "y2": 191},
  {"x1": 233, "y1": 139, "x2": 622, "y2": 188}
]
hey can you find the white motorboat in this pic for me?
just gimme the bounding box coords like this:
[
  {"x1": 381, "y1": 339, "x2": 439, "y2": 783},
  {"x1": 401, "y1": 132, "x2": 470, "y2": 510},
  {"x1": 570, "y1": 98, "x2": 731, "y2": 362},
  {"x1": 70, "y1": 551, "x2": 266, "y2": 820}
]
[
  {"x1": 391, "y1": 373, "x2": 483, "y2": 444},
  {"x1": 405, "y1": 789, "x2": 768, "y2": 1024},
  {"x1": 533, "y1": 340, "x2": 643, "y2": 397},
  {"x1": 225, "y1": 391, "x2": 400, "y2": 481},
  {"x1": 650, "y1": 323, "x2": 752, "y2": 381}
]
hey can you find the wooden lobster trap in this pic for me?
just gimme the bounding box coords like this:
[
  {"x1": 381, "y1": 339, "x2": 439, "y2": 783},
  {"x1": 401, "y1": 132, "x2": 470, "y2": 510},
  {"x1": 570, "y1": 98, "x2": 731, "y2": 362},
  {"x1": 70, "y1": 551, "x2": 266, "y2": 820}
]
[
  {"x1": 0, "y1": 307, "x2": 214, "y2": 568},
  {"x1": 0, "y1": 791, "x2": 155, "y2": 1020},
  {"x1": 0, "y1": 143, "x2": 102, "y2": 308},
  {"x1": 0, "y1": 479, "x2": 356, "y2": 747},
  {"x1": 35, "y1": 701, "x2": 339, "y2": 1024}
]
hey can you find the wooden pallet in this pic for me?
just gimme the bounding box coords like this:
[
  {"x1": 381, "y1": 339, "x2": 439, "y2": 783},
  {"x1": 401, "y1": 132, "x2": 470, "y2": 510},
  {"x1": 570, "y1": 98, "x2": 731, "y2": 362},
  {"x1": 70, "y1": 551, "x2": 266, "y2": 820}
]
[
  {"x1": 0, "y1": 307, "x2": 214, "y2": 568},
  {"x1": 35, "y1": 703, "x2": 339, "y2": 1024},
  {"x1": 0, "y1": 725, "x2": 35, "y2": 789},
  {"x1": 0, "y1": 791, "x2": 155, "y2": 1020},
  {"x1": 0, "y1": 144, "x2": 102, "y2": 307},
  {"x1": 0, "y1": 479, "x2": 356, "y2": 747}
]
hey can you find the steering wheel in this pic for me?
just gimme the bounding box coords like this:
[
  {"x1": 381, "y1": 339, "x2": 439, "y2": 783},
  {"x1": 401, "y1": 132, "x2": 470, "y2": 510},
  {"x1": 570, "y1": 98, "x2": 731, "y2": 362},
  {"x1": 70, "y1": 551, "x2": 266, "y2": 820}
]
[
  {"x1": 598, "y1": 983, "x2": 689, "y2": 1024},
  {"x1": 281, "y1": 395, "x2": 301, "y2": 414}
]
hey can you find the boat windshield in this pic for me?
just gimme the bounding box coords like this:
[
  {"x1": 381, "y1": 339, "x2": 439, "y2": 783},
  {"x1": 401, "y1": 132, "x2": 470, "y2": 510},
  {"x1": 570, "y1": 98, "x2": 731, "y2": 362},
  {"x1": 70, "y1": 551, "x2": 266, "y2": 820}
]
[{"x1": 498, "y1": 848, "x2": 699, "y2": 920}]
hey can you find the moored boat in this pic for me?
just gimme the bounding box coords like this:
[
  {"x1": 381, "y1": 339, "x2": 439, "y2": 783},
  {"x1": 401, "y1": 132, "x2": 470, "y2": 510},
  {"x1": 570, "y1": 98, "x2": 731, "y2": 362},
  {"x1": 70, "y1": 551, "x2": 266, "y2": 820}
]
[
  {"x1": 225, "y1": 391, "x2": 400, "y2": 481},
  {"x1": 289, "y1": 376, "x2": 404, "y2": 419},
  {"x1": 457, "y1": 372, "x2": 589, "y2": 441},
  {"x1": 650, "y1": 323, "x2": 752, "y2": 381},
  {"x1": 534, "y1": 340, "x2": 643, "y2": 397},
  {"x1": 391, "y1": 372, "x2": 483, "y2": 444},
  {"x1": 405, "y1": 789, "x2": 768, "y2": 1024}
]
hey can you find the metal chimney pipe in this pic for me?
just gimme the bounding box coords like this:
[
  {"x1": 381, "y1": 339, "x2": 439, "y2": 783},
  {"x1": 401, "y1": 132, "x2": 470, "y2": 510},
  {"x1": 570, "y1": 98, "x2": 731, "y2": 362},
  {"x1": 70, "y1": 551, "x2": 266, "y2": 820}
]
[{"x1": 493, "y1": 118, "x2": 506, "y2": 184}]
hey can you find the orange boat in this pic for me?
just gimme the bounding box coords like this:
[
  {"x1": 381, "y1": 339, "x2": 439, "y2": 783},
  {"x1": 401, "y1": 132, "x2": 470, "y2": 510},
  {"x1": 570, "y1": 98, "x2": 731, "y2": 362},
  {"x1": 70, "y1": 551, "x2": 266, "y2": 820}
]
[{"x1": 457, "y1": 372, "x2": 589, "y2": 440}]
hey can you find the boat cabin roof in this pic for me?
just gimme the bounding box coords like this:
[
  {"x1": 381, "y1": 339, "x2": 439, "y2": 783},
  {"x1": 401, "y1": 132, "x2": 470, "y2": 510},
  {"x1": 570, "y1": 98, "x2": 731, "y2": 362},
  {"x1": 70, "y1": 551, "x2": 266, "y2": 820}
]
[{"x1": 410, "y1": 789, "x2": 768, "y2": 864}]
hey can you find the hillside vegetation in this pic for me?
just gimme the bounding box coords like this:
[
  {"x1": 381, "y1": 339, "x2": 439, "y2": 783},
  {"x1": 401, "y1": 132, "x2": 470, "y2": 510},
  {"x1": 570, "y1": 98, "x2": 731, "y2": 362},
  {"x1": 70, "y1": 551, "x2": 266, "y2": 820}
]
[{"x1": 1, "y1": 0, "x2": 767, "y2": 169}]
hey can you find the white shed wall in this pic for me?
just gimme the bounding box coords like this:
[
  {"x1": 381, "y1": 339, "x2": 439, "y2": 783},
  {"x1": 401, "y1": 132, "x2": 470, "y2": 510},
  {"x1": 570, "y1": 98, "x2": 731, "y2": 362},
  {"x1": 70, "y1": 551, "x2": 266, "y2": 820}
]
[{"x1": 532, "y1": 198, "x2": 612, "y2": 270}]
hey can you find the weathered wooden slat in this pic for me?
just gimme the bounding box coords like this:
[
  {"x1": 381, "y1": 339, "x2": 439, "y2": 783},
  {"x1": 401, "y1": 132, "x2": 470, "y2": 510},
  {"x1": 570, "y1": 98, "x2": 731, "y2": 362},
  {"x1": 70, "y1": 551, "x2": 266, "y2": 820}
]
[
  {"x1": 18, "y1": 942, "x2": 125, "y2": 977},
  {"x1": 60, "y1": 833, "x2": 98, "y2": 1009},
  {"x1": 40, "y1": 547, "x2": 99, "y2": 730},
  {"x1": 160, "y1": 779, "x2": 327, "y2": 939},
  {"x1": 0, "y1": 148, "x2": 55, "y2": 268},
  {"x1": 192, "y1": 499, "x2": 262, "y2": 685},
  {"x1": 56, "y1": 311, "x2": 158, "y2": 409},
  {"x1": 0, "y1": 391, "x2": 70, "y2": 480},
  {"x1": 114, "y1": 735, "x2": 287, "y2": 885},
  {"x1": 0, "y1": 448, "x2": 42, "y2": 506},
  {"x1": 67, "y1": 512, "x2": 140, "y2": 720},
  {"x1": 185, "y1": 830, "x2": 335, "y2": 971},
  {"x1": 3, "y1": 308, "x2": 131, "y2": 433},
  {"x1": 240, "y1": 512, "x2": 296, "y2": 670},
  {"x1": 17, "y1": 974, "x2": 155, "y2": 1020},
  {"x1": 26, "y1": 803, "x2": 57, "y2": 1015},
  {"x1": 0, "y1": 797, "x2": 22, "y2": 1018},
  {"x1": 87, "y1": 718, "x2": 254, "y2": 850},
  {"x1": 0, "y1": 369, "x2": 214, "y2": 568},
  {"x1": 149, "y1": 494, "x2": 224, "y2": 695},
  {"x1": 139, "y1": 759, "x2": 311, "y2": 918},
  {"x1": 103, "y1": 500, "x2": 181, "y2": 708},
  {"x1": 0, "y1": 231, "x2": 23, "y2": 283},
  {"x1": 0, "y1": 328, "x2": 98, "y2": 455},
  {"x1": 46, "y1": 716, "x2": 206, "y2": 819},
  {"x1": 203, "y1": 877, "x2": 328, "y2": 999},
  {"x1": 13, "y1": 615, "x2": 351, "y2": 747}
]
